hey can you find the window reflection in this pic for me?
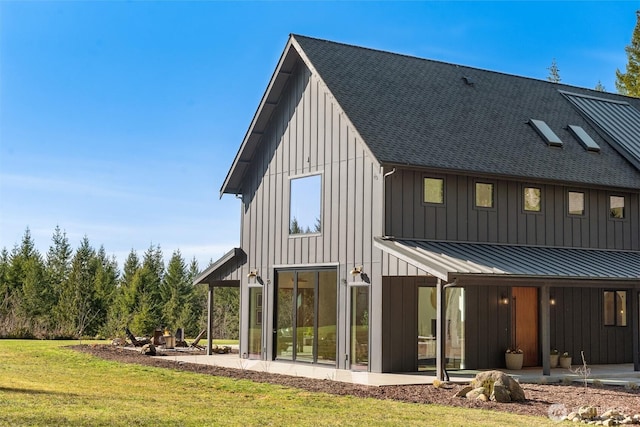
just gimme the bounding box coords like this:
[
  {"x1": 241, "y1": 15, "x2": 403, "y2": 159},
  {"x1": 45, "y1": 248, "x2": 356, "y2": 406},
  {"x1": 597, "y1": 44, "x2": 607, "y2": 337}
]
[{"x1": 290, "y1": 175, "x2": 322, "y2": 235}]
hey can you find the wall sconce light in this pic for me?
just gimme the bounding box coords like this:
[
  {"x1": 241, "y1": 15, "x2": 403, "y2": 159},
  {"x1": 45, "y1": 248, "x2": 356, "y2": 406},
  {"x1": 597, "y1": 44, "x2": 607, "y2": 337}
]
[
  {"x1": 500, "y1": 293, "x2": 509, "y2": 305},
  {"x1": 550, "y1": 296, "x2": 556, "y2": 305},
  {"x1": 247, "y1": 270, "x2": 258, "y2": 279},
  {"x1": 350, "y1": 266, "x2": 363, "y2": 277}
]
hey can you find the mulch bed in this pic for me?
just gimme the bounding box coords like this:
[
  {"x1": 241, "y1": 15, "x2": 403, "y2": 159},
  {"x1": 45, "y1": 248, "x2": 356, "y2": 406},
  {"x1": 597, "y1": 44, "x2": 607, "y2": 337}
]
[{"x1": 71, "y1": 344, "x2": 640, "y2": 419}]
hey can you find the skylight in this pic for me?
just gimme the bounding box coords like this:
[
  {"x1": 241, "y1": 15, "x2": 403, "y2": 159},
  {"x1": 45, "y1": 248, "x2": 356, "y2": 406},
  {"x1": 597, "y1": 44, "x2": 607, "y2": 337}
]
[
  {"x1": 529, "y1": 119, "x2": 563, "y2": 147},
  {"x1": 568, "y1": 125, "x2": 600, "y2": 152}
]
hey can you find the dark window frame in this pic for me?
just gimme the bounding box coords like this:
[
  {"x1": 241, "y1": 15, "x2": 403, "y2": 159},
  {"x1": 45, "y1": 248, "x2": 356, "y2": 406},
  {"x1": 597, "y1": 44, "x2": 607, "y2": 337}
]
[
  {"x1": 473, "y1": 180, "x2": 496, "y2": 210},
  {"x1": 609, "y1": 195, "x2": 626, "y2": 220},
  {"x1": 522, "y1": 185, "x2": 543, "y2": 214},
  {"x1": 422, "y1": 176, "x2": 446, "y2": 206},
  {"x1": 567, "y1": 190, "x2": 586, "y2": 217},
  {"x1": 603, "y1": 290, "x2": 627, "y2": 327}
]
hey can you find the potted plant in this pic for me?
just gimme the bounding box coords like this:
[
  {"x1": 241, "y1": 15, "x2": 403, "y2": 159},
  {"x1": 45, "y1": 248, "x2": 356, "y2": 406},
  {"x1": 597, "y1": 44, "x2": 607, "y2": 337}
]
[
  {"x1": 559, "y1": 351, "x2": 571, "y2": 369},
  {"x1": 550, "y1": 349, "x2": 559, "y2": 368},
  {"x1": 505, "y1": 347, "x2": 524, "y2": 370}
]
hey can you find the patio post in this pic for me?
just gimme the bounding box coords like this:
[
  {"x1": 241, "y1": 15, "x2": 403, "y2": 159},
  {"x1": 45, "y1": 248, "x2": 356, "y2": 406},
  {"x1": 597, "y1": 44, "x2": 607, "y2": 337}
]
[
  {"x1": 436, "y1": 278, "x2": 445, "y2": 381},
  {"x1": 633, "y1": 287, "x2": 639, "y2": 371},
  {"x1": 540, "y1": 284, "x2": 550, "y2": 376},
  {"x1": 207, "y1": 283, "x2": 214, "y2": 356}
]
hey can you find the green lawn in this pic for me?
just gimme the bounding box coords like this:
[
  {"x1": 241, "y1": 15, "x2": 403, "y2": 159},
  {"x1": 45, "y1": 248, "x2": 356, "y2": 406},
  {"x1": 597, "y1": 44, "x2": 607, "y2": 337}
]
[{"x1": 0, "y1": 340, "x2": 559, "y2": 426}]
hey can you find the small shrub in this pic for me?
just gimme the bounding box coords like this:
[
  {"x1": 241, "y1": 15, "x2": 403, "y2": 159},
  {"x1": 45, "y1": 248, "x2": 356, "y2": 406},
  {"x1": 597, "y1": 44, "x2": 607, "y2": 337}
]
[
  {"x1": 625, "y1": 382, "x2": 639, "y2": 390},
  {"x1": 592, "y1": 379, "x2": 603, "y2": 388},
  {"x1": 432, "y1": 379, "x2": 443, "y2": 389},
  {"x1": 561, "y1": 376, "x2": 573, "y2": 385}
]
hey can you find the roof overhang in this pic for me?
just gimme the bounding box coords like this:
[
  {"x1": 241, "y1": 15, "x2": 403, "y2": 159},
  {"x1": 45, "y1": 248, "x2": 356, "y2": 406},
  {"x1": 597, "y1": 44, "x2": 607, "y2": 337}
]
[
  {"x1": 220, "y1": 36, "x2": 301, "y2": 197},
  {"x1": 374, "y1": 237, "x2": 640, "y2": 286},
  {"x1": 192, "y1": 247, "x2": 246, "y2": 287}
]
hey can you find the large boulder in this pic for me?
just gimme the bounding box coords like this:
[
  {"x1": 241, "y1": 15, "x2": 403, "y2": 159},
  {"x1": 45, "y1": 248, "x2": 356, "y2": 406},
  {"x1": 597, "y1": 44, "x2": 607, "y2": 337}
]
[{"x1": 470, "y1": 370, "x2": 526, "y2": 403}]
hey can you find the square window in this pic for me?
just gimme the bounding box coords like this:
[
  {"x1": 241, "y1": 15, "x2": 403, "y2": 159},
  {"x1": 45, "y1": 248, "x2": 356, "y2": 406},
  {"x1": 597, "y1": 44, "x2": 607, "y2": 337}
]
[
  {"x1": 604, "y1": 290, "x2": 627, "y2": 327},
  {"x1": 424, "y1": 178, "x2": 444, "y2": 204},
  {"x1": 610, "y1": 196, "x2": 625, "y2": 219},
  {"x1": 568, "y1": 191, "x2": 584, "y2": 216},
  {"x1": 523, "y1": 187, "x2": 541, "y2": 212},
  {"x1": 475, "y1": 182, "x2": 494, "y2": 208}
]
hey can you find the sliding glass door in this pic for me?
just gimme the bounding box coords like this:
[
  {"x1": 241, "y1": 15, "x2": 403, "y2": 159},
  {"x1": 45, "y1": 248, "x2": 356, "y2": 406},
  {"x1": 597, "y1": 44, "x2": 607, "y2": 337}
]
[{"x1": 274, "y1": 268, "x2": 337, "y2": 365}]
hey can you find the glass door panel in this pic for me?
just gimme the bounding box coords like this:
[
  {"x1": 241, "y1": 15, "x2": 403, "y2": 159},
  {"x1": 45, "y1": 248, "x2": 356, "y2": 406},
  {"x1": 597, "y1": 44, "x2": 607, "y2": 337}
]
[
  {"x1": 275, "y1": 271, "x2": 294, "y2": 360},
  {"x1": 248, "y1": 287, "x2": 263, "y2": 359},
  {"x1": 317, "y1": 270, "x2": 337, "y2": 364},
  {"x1": 350, "y1": 286, "x2": 369, "y2": 371},
  {"x1": 296, "y1": 271, "x2": 315, "y2": 362},
  {"x1": 417, "y1": 287, "x2": 437, "y2": 370}
]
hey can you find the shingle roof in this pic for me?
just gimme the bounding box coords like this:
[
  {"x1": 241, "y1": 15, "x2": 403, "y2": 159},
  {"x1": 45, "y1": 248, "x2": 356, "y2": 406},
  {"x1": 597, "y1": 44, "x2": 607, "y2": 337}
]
[{"x1": 294, "y1": 35, "x2": 640, "y2": 189}]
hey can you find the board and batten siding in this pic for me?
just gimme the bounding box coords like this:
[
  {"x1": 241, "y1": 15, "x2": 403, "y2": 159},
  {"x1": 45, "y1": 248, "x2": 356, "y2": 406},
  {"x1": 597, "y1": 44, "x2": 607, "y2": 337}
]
[
  {"x1": 385, "y1": 170, "x2": 639, "y2": 250},
  {"x1": 236, "y1": 60, "x2": 384, "y2": 368}
]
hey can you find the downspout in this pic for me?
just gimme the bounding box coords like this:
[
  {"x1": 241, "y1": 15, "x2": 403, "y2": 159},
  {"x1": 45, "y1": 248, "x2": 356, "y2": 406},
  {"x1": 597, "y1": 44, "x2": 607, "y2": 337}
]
[{"x1": 381, "y1": 167, "x2": 396, "y2": 237}]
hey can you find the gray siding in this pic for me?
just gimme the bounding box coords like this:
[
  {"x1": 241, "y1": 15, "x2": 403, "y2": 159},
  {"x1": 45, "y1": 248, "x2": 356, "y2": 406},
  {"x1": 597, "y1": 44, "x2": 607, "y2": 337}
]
[
  {"x1": 385, "y1": 170, "x2": 639, "y2": 250},
  {"x1": 237, "y1": 60, "x2": 384, "y2": 367}
]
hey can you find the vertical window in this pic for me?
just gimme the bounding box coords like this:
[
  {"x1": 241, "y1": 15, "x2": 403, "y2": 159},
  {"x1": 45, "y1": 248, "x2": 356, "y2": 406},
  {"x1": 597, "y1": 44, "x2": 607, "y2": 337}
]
[
  {"x1": 610, "y1": 196, "x2": 625, "y2": 219},
  {"x1": 424, "y1": 178, "x2": 444, "y2": 204},
  {"x1": 604, "y1": 290, "x2": 627, "y2": 326},
  {"x1": 523, "y1": 187, "x2": 541, "y2": 212},
  {"x1": 290, "y1": 174, "x2": 321, "y2": 235},
  {"x1": 475, "y1": 182, "x2": 494, "y2": 208},
  {"x1": 568, "y1": 191, "x2": 584, "y2": 216}
]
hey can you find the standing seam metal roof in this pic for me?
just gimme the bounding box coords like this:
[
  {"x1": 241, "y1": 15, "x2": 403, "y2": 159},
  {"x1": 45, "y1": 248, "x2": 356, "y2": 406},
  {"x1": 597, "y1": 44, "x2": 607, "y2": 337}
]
[{"x1": 374, "y1": 237, "x2": 640, "y2": 282}]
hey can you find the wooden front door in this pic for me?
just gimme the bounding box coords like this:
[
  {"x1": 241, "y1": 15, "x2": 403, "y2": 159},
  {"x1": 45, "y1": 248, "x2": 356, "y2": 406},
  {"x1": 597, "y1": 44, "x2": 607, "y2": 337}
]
[{"x1": 512, "y1": 287, "x2": 538, "y2": 367}]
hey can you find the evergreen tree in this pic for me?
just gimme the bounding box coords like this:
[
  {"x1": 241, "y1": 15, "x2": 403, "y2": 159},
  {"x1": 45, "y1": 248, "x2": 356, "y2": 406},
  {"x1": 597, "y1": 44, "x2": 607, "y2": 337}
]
[
  {"x1": 44, "y1": 226, "x2": 72, "y2": 330},
  {"x1": 616, "y1": 11, "x2": 640, "y2": 97},
  {"x1": 129, "y1": 245, "x2": 164, "y2": 334},
  {"x1": 161, "y1": 250, "x2": 190, "y2": 331},
  {"x1": 6, "y1": 228, "x2": 45, "y2": 337},
  {"x1": 103, "y1": 249, "x2": 139, "y2": 337},
  {"x1": 93, "y1": 246, "x2": 119, "y2": 336},
  {"x1": 594, "y1": 80, "x2": 606, "y2": 92},
  {"x1": 547, "y1": 58, "x2": 561, "y2": 83},
  {"x1": 56, "y1": 236, "x2": 100, "y2": 337}
]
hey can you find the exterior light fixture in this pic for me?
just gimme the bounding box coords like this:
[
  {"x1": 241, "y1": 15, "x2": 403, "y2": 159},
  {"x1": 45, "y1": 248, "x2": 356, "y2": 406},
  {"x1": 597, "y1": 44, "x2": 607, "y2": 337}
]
[
  {"x1": 350, "y1": 266, "x2": 363, "y2": 277},
  {"x1": 550, "y1": 296, "x2": 556, "y2": 305},
  {"x1": 500, "y1": 293, "x2": 509, "y2": 305},
  {"x1": 247, "y1": 270, "x2": 258, "y2": 279}
]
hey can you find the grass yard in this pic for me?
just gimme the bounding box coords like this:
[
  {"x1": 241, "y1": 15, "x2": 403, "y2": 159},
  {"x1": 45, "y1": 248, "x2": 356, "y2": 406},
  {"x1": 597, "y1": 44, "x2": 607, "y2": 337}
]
[{"x1": 0, "y1": 340, "x2": 559, "y2": 426}]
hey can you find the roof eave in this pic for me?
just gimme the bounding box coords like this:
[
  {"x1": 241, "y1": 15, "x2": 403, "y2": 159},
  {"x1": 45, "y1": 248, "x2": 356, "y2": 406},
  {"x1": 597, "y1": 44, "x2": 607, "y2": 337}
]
[{"x1": 220, "y1": 36, "x2": 301, "y2": 197}]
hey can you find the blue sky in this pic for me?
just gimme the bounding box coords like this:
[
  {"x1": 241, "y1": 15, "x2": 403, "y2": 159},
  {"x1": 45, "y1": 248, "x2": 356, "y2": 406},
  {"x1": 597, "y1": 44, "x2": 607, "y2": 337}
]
[{"x1": 0, "y1": 1, "x2": 637, "y2": 270}]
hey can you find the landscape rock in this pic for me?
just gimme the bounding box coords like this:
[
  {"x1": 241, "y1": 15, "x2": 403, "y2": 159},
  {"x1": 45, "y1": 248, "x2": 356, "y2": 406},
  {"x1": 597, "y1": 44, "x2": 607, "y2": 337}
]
[
  {"x1": 491, "y1": 383, "x2": 511, "y2": 403},
  {"x1": 579, "y1": 405, "x2": 598, "y2": 420},
  {"x1": 465, "y1": 387, "x2": 486, "y2": 400},
  {"x1": 470, "y1": 370, "x2": 526, "y2": 402},
  {"x1": 453, "y1": 385, "x2": 472, "y2": 398}
]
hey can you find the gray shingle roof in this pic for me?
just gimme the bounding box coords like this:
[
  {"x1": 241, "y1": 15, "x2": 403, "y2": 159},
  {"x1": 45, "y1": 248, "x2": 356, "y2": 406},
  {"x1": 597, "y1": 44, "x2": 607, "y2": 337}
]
[{"x1": 294, "y1": 35, "x2": 640, "y2": 189}]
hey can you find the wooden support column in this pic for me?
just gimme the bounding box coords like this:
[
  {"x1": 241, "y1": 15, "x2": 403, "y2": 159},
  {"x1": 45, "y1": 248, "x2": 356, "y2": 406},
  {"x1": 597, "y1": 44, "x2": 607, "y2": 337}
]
[
  {"x1": 207, "y1": 284, "x2": 214, "y2": 356},
  {"x1": 540, "y1": 284, "x2": 550, "y2": 376},
  {"x1": 436, "y1": 279, "x2": 445, "y2": 381},
  {"x1": 633, "y1": 287, "x2": 639, "y2": 371}
]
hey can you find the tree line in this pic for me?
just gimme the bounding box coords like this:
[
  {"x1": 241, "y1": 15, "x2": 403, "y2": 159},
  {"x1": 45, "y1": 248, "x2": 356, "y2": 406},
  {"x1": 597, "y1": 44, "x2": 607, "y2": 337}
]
[{"x1": 0, "y1": 227, "x2": 239, "y2": 340}]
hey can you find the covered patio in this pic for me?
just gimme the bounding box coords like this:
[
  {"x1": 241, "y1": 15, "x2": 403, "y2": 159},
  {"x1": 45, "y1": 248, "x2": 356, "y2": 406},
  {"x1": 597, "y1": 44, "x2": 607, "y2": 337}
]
[
  {"x1": 192, "y1": 248, "x2": 245, "y2": 356},
  {"x1": 374, "y1": 237, "x2": 640, "y2": 380}
]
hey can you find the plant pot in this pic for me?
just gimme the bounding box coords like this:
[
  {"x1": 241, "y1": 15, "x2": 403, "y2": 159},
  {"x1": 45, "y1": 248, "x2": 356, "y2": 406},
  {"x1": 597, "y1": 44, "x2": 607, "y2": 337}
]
[
  {"x1": 550, "y1": 354, "x2": 559, "y2": 368},
  {"x1": 559, "y1": 357, "x2": 571, "y2": 369},
  {"x1": 505, "y1": 352, "x2": 523, "y2": 370}
]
